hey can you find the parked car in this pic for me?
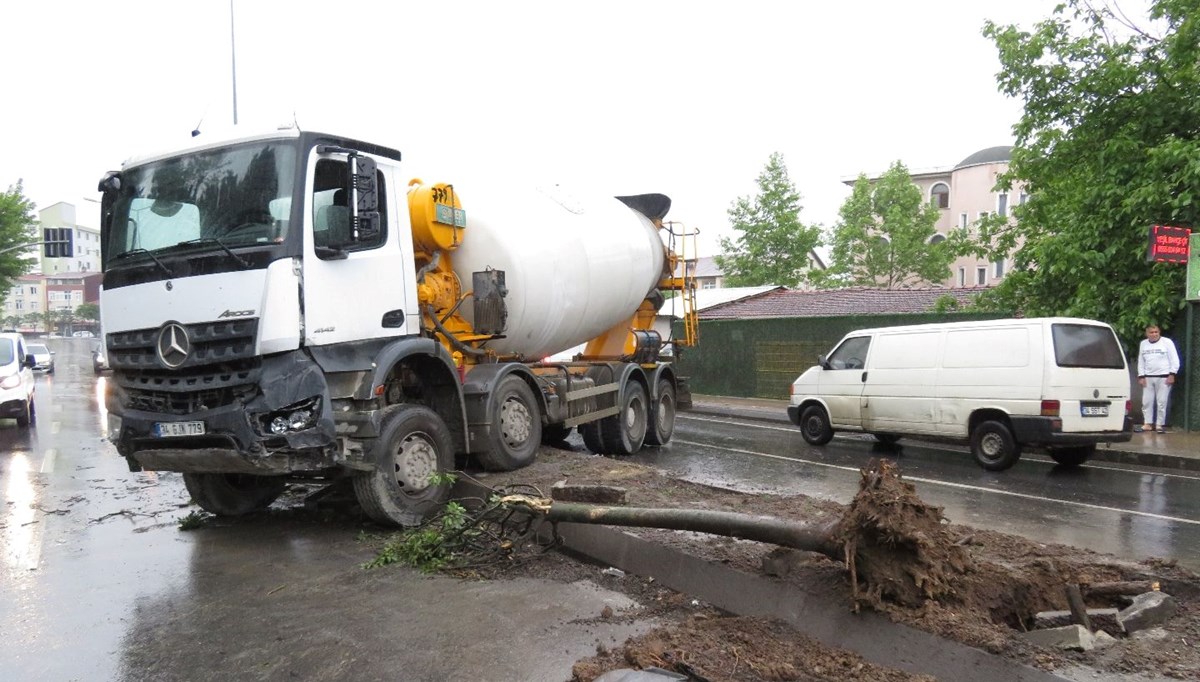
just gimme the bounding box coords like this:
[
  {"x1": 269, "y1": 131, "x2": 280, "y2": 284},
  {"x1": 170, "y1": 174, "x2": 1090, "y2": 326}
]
[
  {"x1": 0, "y1": 332, "x2": 36, "y2": 426},
  {"x1": 788, "y1": 317, "x2": 1132, "y2": 471},
  {"x1": 92, "y1": 342, "x2": 110, "y2": 374},
  {"x1": 27, "y1": 342, "x2": 55, "y2": 374},
  {"x1": 73, "y1": 330, "x2": 95, "y2": 338}
]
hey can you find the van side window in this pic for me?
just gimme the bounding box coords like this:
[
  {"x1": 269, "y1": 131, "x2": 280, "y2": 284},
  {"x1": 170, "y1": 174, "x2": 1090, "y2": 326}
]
[{"x1": 828, "y1": 336, "x2": 870, "y2": 370}]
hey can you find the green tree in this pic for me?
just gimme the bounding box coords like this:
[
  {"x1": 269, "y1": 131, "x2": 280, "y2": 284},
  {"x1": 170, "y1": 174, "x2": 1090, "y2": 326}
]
[
  {"x1": 76, "y1": 302, "x2": 100, "y2": 323},
  {"x1": 818, "y1": 162, "x2": 965, "y2": 289},
  {"x1": 979, "y1": 0, "x2": 1199, "y2": 345},
  {"x1": 715, "y1": 153, "x2": 821, "y2": 287},
  {"x1": 0, "y1": 181, "x2": 39, "y2": 297}
]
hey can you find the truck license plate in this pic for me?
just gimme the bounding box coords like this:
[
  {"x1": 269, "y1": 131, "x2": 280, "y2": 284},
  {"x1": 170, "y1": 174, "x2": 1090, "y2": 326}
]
[
  {"x1": 1080, "y1": 405, "x2": 1108, "y2": 417},
  {"x1": 154, "y1": 421, "x2": 206, "y2": 437}
]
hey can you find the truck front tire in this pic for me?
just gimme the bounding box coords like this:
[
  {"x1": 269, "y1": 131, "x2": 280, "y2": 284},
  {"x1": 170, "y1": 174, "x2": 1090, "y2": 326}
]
[
  {"x1": 476, "y1": 375, "x2": 542, "y2": 471},
  {"x1": 183, "y1": 473, "x2": 286, "y2": 516},
  {"x1": 353, "y1": 405, "x2": 455, "y2": 527}
]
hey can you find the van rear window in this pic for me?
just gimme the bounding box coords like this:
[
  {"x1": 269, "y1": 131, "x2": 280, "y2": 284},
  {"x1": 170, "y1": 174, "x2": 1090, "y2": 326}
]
[{"x1": 1051, "y1": 324, "x2": 1125, "y2": 369}]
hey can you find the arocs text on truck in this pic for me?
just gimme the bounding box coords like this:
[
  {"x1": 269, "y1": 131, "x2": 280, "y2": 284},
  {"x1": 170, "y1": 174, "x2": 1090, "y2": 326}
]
[{"x1": 96, "y1": 125, "x2": 699, "y2": 526}]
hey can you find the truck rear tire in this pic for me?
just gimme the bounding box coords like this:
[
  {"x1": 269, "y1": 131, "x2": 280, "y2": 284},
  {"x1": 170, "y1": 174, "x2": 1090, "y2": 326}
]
[
  {"x1": 183, "y1": 473, "x2": 286, "y2": 516},
  {"x1": 599, "y1": 381, "x2": 648, "y2": 455},
  {"x1": 476, "y1": 375, "x2": 542, "y2": 471},
  {"x1": 971, "y1": 420, "x2": 1022, "y2": 471},
  {"x1": 580, "y1": 422, "x2": 605, "y2": 454},
  {"x1": 353, "y1": 405, "x2": 455, "y2": 527},
  {"x1": 541, "y1": 424, "x2": 574, "y2": 445},
  {"x1": 645, "y1": 378, "x2": 676, "y2": 447}
]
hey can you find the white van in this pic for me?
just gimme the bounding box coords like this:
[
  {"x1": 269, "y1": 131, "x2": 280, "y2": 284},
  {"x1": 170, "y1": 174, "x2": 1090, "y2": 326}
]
[
  {"x1": 787, "y1": 317, "x2": 1132, "y2": 470},
  {"x1": 0, "y1": 332, "x2": 37, "y2": 427}
]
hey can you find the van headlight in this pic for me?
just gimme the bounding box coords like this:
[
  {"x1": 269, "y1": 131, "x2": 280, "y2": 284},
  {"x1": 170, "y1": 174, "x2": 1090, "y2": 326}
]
[{"x1": 259, "y1": 396, "x2": 322, "y2": 435}]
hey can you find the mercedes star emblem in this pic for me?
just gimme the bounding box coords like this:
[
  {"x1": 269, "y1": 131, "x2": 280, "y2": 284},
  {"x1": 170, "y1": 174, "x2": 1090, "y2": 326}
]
[{"x1": 157, "y1": 323, "x2": 191, "y2": 369}]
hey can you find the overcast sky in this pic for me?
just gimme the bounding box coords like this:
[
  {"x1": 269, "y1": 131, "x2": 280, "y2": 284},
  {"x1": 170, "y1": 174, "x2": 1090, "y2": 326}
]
[{"x1": 3, "y1": 0, "x2": 1067, "y2": 256}]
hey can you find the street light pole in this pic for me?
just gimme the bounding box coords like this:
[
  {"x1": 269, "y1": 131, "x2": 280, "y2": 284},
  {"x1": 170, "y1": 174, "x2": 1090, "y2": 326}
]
[{"x1": 230, "y1": 0, "x2": 238, "y2": 125}]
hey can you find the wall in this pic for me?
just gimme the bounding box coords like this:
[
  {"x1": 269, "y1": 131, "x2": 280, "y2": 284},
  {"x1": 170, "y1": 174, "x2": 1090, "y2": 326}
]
[{"x1": 674, "y1": 313, "x2": 998, "y2": 400}]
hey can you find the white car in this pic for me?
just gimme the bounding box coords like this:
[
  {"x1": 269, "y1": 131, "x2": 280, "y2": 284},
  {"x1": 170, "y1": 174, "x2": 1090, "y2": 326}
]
[
  {"x1": 0, "y1": 332, "x2": 36, "y2": 426},
  {"x1": 27, "y1": 342, "x2": 55, "y2": 374}
]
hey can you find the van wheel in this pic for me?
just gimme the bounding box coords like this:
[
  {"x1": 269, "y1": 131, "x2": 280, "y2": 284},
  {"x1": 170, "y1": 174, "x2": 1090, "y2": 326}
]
[
  {"x1": 971, "y1": 420, "x2": 1021, "y2": 471},
  {"x1": 600, "y1": 381, "x2": 648, "y2": 455},
  {"x1": 645, "y1": 378, "x2": 676, "y2": 447},
  {"x1": 872, "y1": 433, "x2": 901, "y2": 446},
  {"x1": 183, "y1": 473, "x2": 287, "y2": 516},
  {"x1": 352, "y1": 405, "x2": 455, "y2": 527},
  {"x1": 476, "y1": 375, "x2": 542, "y2": 471},
  {"x1": 799, "y1": 405, "x2": 834, "y2": 445},
  {"x1": 1049, "y1": 444, "x2": 1095, "y2": 467}
]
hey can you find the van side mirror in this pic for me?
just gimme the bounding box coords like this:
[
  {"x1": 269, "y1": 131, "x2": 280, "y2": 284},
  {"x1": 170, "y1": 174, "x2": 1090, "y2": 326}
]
[
  {"x1": 818, "y1": 355, "x2": 831, "y2": 370},
  {"x1": 23, "y1": 353, "x2": 36, "y2": 369}
]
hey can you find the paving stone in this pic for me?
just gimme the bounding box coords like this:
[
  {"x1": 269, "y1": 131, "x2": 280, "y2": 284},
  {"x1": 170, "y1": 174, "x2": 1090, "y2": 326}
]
[
  {"x1": 1023, "y1": 624, "x2": 1095, "y2": 651},
  {"x1": 1033, "y1": 608, "x2": 1123, "y2": 635},
  {"x1": 1117, "y1": 592, "x2": 1179, "y2": 634}
]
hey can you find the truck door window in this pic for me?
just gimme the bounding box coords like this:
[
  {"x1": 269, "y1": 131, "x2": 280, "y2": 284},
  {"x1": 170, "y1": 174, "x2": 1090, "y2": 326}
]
[
  {"x1": 312, "y1": 158, "x2": 387, "y2": 253},
  {"x1": 828, "y1": 336, "x2": 870, "y2": 370}
]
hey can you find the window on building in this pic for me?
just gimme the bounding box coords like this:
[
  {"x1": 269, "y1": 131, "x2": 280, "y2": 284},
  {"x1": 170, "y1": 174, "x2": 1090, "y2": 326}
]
[
  {"x1": 929, "y1": 233, "x2": 947, "y2": 245},
  {"x1": 978, "y1": 211, "x2": 990, "y2": 223},
  {"x1": 997, "y1": 193, "x2": 1008, "y2": 218},
  {"x1": 994, "y1": 259, "x2": 1005, "y2": 278},
  {"x1": 73, "y1": 291, "x2": 82, "y2": 301},
  {"x1": 15, "y1": 301, "x2": 23, "y2": 310},
  {"x1": 930, "y1": 183, "x2": 950, "y2": 209},
  {"x1": 957, "y1": 267, "x2": 966, "y2": 287},
  {"x1": 1019, "y1": 192, "x2": 1030, "y2": 205},
  {"x1": 959, "y1": 212, "x2": 968, "y2": 228},
  {"x1": 702, "y1": 281, "x2": 716, "y2": 290},
  {"x1": 29, "y1": 285, "x2": 37, "y2": 294},
  {"x1": 976, "y1": 267, "x2": 987, "y2": 286}
]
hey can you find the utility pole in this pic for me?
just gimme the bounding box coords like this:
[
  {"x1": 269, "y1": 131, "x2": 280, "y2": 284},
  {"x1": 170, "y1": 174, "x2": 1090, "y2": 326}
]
[{"x1": 230, "y1": 0, "x2": 238, "y2": 125}]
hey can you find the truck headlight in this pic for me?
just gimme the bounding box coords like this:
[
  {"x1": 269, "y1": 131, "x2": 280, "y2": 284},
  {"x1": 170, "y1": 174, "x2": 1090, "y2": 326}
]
[{"x1": 260, "y1": 396, "x2": 321, "y2": 435}]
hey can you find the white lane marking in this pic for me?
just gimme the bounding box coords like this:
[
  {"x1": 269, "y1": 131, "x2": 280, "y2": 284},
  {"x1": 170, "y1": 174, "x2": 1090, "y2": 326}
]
[
  {"x1": 39, "y1": 449, "x2": 57, "y2": 474},
  {"x1": 678, "y1": 414, "x2": 1200, "y2": 482},
  {"x1": 673, "y1": 438, "x2": 1200, "y2": 527}
]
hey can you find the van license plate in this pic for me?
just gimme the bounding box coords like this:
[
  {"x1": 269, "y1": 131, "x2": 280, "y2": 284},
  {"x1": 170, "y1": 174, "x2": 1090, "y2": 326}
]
[
  {"x1": 154, "y1": 421, "x2": 206, "y2": 437},
  {"x1": 1080, "y1": 405, "x2": 1108, "y2": 417}
]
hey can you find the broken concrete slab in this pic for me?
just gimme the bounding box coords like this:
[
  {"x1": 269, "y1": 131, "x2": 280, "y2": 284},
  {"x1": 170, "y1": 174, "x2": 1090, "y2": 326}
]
[
  {"x1": 1092, "y1": 630, "x2": 1118, "y2": 649},
  {"x1": 1117, "y1": 591, "x2": 1179, "y2": 634},
  {"x1": 1023, "y1": 625, "x2": 1095, "y2": 651},
  {"x1": 1033, "y1": 608, "x2": 1123, "y2": 635}
]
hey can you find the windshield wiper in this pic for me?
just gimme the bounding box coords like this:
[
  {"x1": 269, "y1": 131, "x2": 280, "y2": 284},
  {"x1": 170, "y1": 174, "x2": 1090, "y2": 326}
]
[
  {"x1": 176, "y1": 237, "x2": 251, "y2": 268},
  {"x1": 111, "y1": 248, "x2": 172, "y2": 276}
]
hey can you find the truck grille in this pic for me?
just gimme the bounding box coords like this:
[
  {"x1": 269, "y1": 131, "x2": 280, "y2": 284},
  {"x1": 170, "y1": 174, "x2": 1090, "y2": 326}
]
[{"x1": 110, "y1": 319, "x2": 262, "y2": 415}]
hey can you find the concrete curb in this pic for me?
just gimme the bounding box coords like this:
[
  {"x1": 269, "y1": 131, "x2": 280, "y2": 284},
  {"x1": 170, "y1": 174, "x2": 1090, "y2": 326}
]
[{"x1": 685, "y1": 403, "x2": 1200, "y2": 473}]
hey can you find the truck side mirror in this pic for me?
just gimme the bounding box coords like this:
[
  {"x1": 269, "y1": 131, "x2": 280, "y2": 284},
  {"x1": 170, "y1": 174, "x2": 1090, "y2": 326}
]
[{"x1": 351, "y1": 155, "x2": 381, "y2": 242}]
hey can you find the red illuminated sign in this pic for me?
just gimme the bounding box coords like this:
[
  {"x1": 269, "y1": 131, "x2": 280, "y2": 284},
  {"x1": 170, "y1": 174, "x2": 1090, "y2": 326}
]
[{"x1": 1147, "y1": 224, "x2": 1191, "y2": 263}]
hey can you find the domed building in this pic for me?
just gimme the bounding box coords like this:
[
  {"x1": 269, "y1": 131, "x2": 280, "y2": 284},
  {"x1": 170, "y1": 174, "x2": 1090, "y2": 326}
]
[{"x1": 849, "y1": 145, "x2": 1027, "y2": 289}]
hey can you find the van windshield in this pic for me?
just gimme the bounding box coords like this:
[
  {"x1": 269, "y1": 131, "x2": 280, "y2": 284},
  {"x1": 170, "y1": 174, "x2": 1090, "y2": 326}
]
[
  {"x1": 1051, "y1": 324, "x2": 1125, "y2": 369},
  {"x1": 0, "y1": 339, "x2": 14, "y2": 365}
]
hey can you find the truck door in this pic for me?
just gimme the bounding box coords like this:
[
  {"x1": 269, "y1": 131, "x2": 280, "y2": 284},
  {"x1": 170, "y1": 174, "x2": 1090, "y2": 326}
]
[
  {"x1": 819, "y1": 335, "x2": 871, "y2": 429},
  {"x1": 302, "y1": 151, "x2": 416, "y2": 346}
]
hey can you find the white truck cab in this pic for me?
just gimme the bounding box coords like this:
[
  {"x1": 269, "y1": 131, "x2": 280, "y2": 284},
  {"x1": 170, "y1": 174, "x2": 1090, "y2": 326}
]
[{"x1": 787, "y1": 317, "x2": 1133, "y2": 470}]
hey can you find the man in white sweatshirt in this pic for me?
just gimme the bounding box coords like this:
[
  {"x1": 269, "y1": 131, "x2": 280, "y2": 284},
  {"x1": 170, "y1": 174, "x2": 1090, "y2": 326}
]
[{"x1": 1136, "y1": 325, "x2": 1181, "y2": 433}]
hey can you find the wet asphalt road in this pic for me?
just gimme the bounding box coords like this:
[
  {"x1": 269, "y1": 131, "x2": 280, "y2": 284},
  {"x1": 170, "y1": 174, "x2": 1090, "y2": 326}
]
[
  {"x1": 4, "y1": 340, "x2": 1199, "y2": 679},
  {"x1": 0, "y1": 340, "x2": 651, "y2": 682},
  {"x1": 635, "y1": 412, "x2": 1200, "y2": 572}
]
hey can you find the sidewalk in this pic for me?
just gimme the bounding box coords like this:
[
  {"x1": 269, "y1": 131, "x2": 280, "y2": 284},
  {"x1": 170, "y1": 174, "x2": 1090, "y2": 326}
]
[{"x1": 688, "y1": 394, "x2": 1200, "y2": 472}]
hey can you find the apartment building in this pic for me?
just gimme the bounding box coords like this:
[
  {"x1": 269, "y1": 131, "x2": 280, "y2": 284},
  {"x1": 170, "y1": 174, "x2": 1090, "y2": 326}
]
[{"x1": 35, "y1": 201, "x2": 102, "y2": 275}]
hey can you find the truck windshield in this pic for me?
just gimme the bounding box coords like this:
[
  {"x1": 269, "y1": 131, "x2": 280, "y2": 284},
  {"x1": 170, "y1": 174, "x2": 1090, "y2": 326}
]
[
  {"x1": 1051, "y1": 323, "x2": 1126, "y2": 369},
  {"x1": 105, "y1": 142, "x2": 297, "y2": 264}
]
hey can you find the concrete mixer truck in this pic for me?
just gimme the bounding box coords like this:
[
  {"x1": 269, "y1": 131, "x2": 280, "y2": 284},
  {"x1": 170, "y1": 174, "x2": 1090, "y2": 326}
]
[{"x1": 95, "y1": 125, "x2": 699, "y2": 526}]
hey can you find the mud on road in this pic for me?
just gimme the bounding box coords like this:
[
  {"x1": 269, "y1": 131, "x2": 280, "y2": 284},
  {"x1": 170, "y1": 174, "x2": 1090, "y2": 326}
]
[{"x1": 461, "y1": 447, "x2": 1200, "y2": 681}]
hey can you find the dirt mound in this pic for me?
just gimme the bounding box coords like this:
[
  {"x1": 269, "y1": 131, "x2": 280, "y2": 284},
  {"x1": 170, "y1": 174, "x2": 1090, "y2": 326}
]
[{"x1": 571, "y1": 615, "x2": 935, "y2": 682}]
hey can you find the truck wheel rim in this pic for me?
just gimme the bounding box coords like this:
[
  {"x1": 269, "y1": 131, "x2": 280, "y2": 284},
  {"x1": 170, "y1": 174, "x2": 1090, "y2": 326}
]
[
  {"x1": 394, "y1": 432, "x2": 438, "y2": 494},
  {"x1": 625, "y1": 395, "x2": 644, "y2": 429},
  {"x1": 500, "y1": 398, "x2": 532, "y2": 447}
]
